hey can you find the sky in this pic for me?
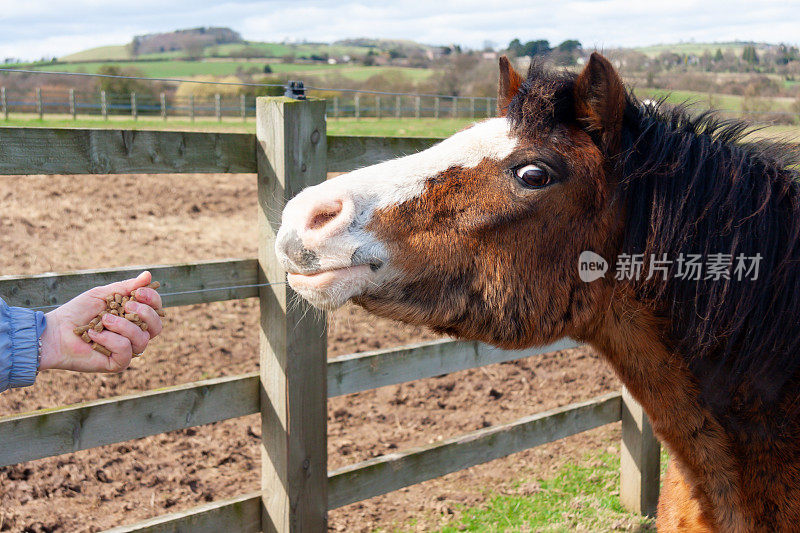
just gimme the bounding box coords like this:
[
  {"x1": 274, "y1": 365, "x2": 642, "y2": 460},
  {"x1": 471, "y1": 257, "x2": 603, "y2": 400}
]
[{"x1": 1, "y1": 0, "x2": 800, "y2": 61}]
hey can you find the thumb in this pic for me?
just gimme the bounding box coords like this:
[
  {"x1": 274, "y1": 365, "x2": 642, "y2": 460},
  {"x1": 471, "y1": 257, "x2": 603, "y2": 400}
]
[{"x1": 90, "y1": 271, "x2": 153, "y2": 299}]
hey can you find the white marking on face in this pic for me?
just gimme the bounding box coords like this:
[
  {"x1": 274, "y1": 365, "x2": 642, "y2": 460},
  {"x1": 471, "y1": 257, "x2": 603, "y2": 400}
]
[
  {"x1": 276, "y1": 117, "x2": 519, "y2": 308},
  {"x1": 283, "y1": 117, "x2": 517, "y2": 225}
]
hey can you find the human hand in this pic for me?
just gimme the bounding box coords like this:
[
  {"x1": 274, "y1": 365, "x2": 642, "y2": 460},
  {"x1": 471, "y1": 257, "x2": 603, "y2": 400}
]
[{"x1": 38, "y1": 271, "x2": 164, "y2": 373}]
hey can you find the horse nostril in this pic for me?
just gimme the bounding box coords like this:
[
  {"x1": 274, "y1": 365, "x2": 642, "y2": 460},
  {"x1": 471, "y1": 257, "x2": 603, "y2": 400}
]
[
  {"x1": 306, "y1": 200, "x2": 344, "y2": 232},
  {"x1": 309, "y1": 210, "x2": 337, "y2": 230}
]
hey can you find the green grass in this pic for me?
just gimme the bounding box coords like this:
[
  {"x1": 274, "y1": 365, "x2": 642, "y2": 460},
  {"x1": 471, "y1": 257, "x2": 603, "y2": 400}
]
[
  {"x1": 635, "y1": 88, "x2": 747, "y2": 112},
  {"x1": 327, "y1": 117, "x2": 472, "y2": 137},
  {"x1": 206, "y1": 42, "x2": 380, "y2": 59},
  {"x1": 23, "y1": 60, "x2": 432, "y2": 83},
  {"x1": 316, "y1": 65, "x2": 433, "y2": 82},
  {"x1": 27, "y1": 60, "x2": 340, "y2": 78},
  {"x1": 633, "y1": 88, "x2": 800, "y2": 115},
  {"x1": 0, "y1": 115, "x2": 256, "y2": 133},
  {"x1": 1, "y1": 113, "x2": 796, "y2": 142},
  {"x1": 424, "y1": 451, "x2": 656, "y2": 533},
  {"x1": 0, "y1": 114, "x2": 472, "y2": 137},
  {"x1": 60, "y1": 45, "x2": 131, "y2": 62}
]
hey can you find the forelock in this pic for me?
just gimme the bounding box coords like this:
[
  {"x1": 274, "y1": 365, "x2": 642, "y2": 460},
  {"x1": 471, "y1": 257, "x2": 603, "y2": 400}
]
[{"x1": 506, "y1": 60, "x2": 578, "y2": 137}]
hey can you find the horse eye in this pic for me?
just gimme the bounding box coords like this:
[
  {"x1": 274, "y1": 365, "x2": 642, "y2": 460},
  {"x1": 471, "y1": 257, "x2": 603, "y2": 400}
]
[{"x1": 514, "y1": 165, "x2": 551, "y2": 188}]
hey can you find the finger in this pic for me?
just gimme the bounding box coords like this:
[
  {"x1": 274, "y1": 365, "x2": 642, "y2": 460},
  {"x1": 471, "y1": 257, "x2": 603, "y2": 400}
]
[
  {"x1": 133, "y1": 287, "x2": 163, "y2": 311},
  {"x1": 90, "y1": 271, "x2": 152, "y2": 300},
  {"x1": 87, "y1": 328, "x2": 133, "y2": 372},
  {"x1": 102, "y1": 312, "x2": 150, "y2": 354},
  {"x1": 124, "y1": 300, "x2": 163, "y2": 338}
]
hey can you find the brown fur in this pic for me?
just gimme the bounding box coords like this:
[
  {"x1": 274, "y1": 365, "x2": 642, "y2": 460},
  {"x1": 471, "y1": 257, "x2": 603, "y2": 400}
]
[
  {"x1": 589, "y1": 292, "x2": 748, "y2": 532},
  {"x1": 348, "y1": 54, "x2": 800, "y2": 531},
  {"x1": 497, "y1": 55, "x2": 525, "y2": 117},
  {"x1": 659, "y1": 462, "x2": 715, "y2": 532},
  {"x1": 573, "y1": 52, "x2": 627, "y2": 154}
]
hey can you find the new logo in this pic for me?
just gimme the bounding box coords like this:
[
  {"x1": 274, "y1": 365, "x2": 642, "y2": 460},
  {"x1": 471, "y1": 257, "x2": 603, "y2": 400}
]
[{"x1": 579, "y1": 251, "x2": 608, "y2": 283}]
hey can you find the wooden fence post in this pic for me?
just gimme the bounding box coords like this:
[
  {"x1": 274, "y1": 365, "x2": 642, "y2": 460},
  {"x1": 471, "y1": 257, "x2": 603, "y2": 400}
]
[
  {"x1": 471, "y1": 97, "x2": 475, "y2": 119},
  {"x1": 36, "y1": 88, "x2": 42, "y2": 120},
  {"x1": 354, "y1": 94, "x2": 360, "y2": 120},
  {"x1": 434, "y1": 96, "x2": 440, "y2": 119},
  {"x1": 190, "y1": 94, "x2": 195, "y2": 122},
  {"x1": 451, "y1": 96, "x2": 457, "y2": 119},
  {"x1": 376, "y1": 96, "x2": 381, "y2": 120},
  {"x1": 2, "y1": 87, "x2": 8, "y2": 120},
  {"x1": 69, "y1": 89, "x2": 76, "y2": 120},
  {"x1": 241, "y1": 94, "x2": 247, "y2": 122},
  {"x1": 621, "y1": 387, "x2": 661, "y2": 517},
  {"x1": 131, "y1": 92, "x2": 137, "y2": 121},
  {"x1": 160, "y1": 92, "x2": 167, "y2": 121},
  {"x1": 486, "y1": 97, "x2": 492, "y2": 118},
  {"x1": 215, "y1": 94, "x2": 221, "y2": 122},
  {"x1": 395, "y1": 95, "x2": 401, "y2": 119},
  {"x1": 101, "y1": 90, "x2": 107, "y2": 120},
  {"x1": 333, "y1": 96, "x2": 339, "y2": 118},
  {"x1": 256, "y1": 96, "x2": 328, "y2": 532},
  {"x1": 415, "y1": 96, "x2": 421, "y2": 119}
]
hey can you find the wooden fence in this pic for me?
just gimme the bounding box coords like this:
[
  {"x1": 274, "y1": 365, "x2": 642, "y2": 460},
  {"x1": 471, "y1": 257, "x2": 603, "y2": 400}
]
[
  {"x1": 0, "y1": 96, "x2": 661, "y2": 532},
  {"x1": 0, "y1": 86, "x2": 499, "y2": 122}
]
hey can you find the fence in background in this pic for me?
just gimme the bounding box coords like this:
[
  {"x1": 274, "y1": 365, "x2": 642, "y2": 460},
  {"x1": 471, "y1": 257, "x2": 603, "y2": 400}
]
[
  {"x1": 1, "y1": 84, "x2": 799, "y2": 125},
  {"x1": 0, "y1": 96, "x2": 661, "y2": 532},
  {"x1": 0, "y1": 86, "x2": 498, "y2": 122}
]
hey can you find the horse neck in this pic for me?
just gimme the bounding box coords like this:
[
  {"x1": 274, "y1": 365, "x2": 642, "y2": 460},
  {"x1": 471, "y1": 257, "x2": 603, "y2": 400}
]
[{"x1": 585, "y1": 292, "x2": 749, "y2": 531}]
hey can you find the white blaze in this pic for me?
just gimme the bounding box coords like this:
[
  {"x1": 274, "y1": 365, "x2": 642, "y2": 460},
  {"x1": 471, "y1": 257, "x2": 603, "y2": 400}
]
[
  {"x1": 276, "y1": 117, "x2": 518, "y2": 309},
  {"x1": 282, "y1": 117, "x2": 517, "y2": 228}
]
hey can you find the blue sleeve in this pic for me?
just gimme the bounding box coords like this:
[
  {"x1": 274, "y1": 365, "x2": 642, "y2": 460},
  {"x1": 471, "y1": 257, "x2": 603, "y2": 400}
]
[{"x1": 0, "y1": 298, "x2": 46, "y2": 393}]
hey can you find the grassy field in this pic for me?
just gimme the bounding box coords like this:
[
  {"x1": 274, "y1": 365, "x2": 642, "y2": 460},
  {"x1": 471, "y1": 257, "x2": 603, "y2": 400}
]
[
  {"x1": 59, "y1": 45, "x2": 132, "y2": 62},
  {"x1": 1, "y1": 113, "x2": 798, "y2": 142},
  {"x1": 206, "y1": 41, "x2": 383, "y2": 59},
  {"x1": 634, "y1": 41, "x2": 749, "y2": 58},
  {"x1": 634, "y1": 88, "x2": 799, "y2": 114},
  {"x1": 23, "y1": 60, "x2": 432, "y2": 83},
  {"x1": 405, "y1": 449, "x2": 664, "y2": 532},
  {"x1": 28, "y1": 60, "x2": 340, "y2": 77},
  {"x1": 0, "y1": 114, "x2": 476, "y2": 137},
  {"x1": 59, "y1": 41, "x2": 388, "y2": 63}
]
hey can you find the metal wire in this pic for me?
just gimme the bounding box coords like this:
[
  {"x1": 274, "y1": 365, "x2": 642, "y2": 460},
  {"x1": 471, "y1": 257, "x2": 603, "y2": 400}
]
[
  {"x1": 28, "y1": 280, "x2": 288, "y2": 311},
  {"x1": 305, "y1": 85, "x2": 493, "y2": 99},
  {"x1": 0, "y1": 68, "x2": 285, "y2": 88}
]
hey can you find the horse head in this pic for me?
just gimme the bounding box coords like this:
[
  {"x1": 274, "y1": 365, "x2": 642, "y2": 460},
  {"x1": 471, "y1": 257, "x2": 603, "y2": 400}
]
[{"x1": 276, "y1": 53, "x2": 627, "y2": 350}]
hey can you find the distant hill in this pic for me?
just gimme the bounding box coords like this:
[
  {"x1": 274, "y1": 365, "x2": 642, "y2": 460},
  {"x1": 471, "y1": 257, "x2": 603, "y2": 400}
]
[
  {"x1": 58, "y1": 32, "x2": 432, "y2": 63},
  {"x1": 131, "y1": 27, "x2": 243, "y2": 55},
  {"x1": 61, "y1": 45, "x2": 131, "y2": 62},
  {"x1": 61, "y1": 27, "x2": 245, "y2": 62}
]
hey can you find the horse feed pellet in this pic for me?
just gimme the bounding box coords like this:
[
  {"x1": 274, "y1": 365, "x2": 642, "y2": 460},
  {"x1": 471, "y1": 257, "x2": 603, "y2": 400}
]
[{"x1": 73, "y1": 281, "x2": 165, "y2": 357}]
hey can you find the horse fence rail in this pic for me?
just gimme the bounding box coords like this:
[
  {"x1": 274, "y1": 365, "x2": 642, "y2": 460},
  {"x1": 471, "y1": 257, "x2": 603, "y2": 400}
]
[
  {"x1": 0, "y1": 86, "x2": 500, "y2": 122},
  {"x1": 0, "y1": 96, "x2": 661, "y2": 532},
  {"x1": 1, "y1": 84, "x2": 798, "y2": 125}
]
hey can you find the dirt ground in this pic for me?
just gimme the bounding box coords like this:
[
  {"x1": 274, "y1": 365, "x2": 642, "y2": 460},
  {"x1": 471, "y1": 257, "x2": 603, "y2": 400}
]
[{"x1": 0, "y1": 172, "x2": 622, "y2": 532}]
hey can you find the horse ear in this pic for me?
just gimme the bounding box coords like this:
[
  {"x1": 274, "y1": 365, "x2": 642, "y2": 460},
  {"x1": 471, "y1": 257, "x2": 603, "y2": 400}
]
[
  {"x1": 574, "y1": 52, "x2": 626, "y2": 153},
  {"x1": 497, "y1": 55, "x2": 524, "y2": 117}
]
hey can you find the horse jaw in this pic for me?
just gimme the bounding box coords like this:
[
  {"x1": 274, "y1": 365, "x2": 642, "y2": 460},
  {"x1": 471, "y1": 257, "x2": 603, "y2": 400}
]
[{"x1": 275, "y1": 118, "x2": 518, "y2": 310}]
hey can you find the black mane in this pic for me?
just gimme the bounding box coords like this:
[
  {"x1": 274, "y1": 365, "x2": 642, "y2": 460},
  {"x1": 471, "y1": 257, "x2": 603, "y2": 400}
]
[
  {"x1": 621, "y1": 100, "x2": 800, "y2": 410},
  {"x1": 510, "y1": 62, "x2": 800, "y2": 411}
]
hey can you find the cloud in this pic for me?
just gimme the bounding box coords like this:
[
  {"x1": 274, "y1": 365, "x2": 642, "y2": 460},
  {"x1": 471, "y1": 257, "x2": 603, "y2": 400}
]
[{"x1": 0, "y1": 0, "x2": 799, "y2": 60}]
